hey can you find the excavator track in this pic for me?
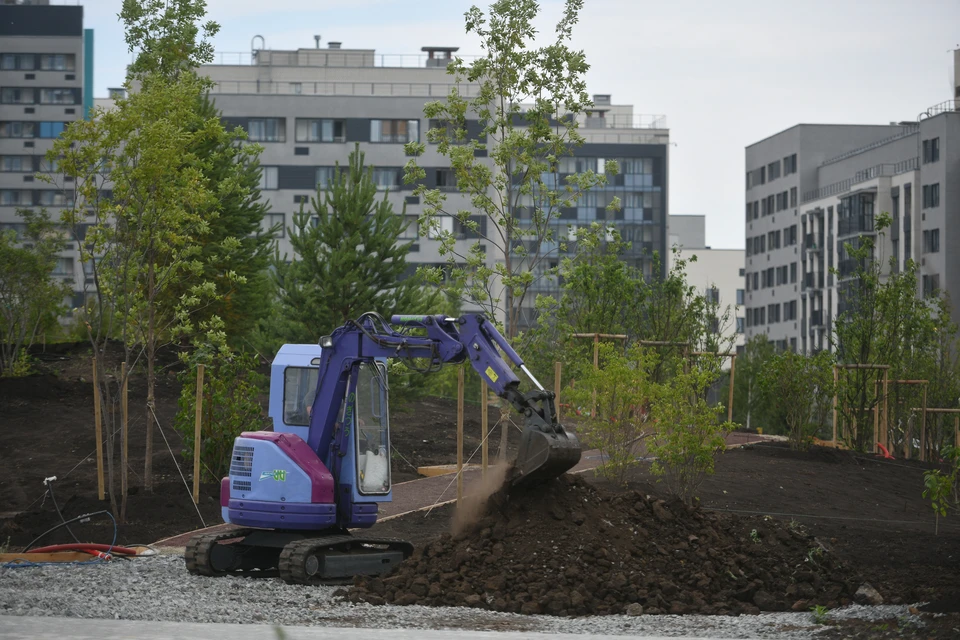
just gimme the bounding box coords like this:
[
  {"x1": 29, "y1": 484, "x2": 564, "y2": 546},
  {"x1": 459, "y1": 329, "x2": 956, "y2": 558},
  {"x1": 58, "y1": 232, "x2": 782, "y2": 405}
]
[
  {"x1": 278, "y1": 534, "x2": 414, "y2": 585},
  {"x1": 185, "y1": 528, "x2": 258, "y2": 576}
]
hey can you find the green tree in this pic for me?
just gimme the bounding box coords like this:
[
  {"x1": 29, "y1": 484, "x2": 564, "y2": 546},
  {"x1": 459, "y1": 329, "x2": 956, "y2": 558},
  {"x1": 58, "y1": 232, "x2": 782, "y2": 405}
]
[
  {"x1": 722, "y1": 334, "x2": 776, "y2": 430},
  {"x1": 0, "y1": 210, "x2": 70, "y2": 376},
  {"x1": 174, "y1": 328, "x2": 268, "y2": 482},
  {"x1": 759, "y1": 350, "x2": 834, "y2": 448},
  {"x1": 47, "y1": 0, "x2": 245, "y2": 507},
  {"x1": 270, "y1": 144, "x2": 439, "y2": 346},
  {"x1": 404, "y1": 0, "x2": 613, "y2": 339},
  {"x1": 166, "y1": 94, "x2": 273, "y2": 346},
  {"x1": 832, "y1": 213, "x2": 943, "y2": 452},
  {"x1": 648, "y1": 355, "x2": 735, "y2": 505}
]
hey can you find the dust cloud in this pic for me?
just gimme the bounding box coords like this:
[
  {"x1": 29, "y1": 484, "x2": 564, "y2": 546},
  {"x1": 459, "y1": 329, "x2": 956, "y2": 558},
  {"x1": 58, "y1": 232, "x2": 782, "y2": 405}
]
[{"x1": 451, "y1": 462, "x2": 511, "y2": 536}]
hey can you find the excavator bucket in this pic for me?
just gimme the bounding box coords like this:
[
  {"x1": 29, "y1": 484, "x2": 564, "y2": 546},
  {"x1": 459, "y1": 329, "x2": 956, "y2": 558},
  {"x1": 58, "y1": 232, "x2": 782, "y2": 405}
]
[{"x1": 510, "y1": 427, "x2": 581, "y2": 488}]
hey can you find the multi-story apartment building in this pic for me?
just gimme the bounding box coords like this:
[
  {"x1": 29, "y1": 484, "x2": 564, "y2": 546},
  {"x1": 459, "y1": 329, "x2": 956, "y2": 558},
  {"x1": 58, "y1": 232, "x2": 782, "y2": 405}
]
[
  {"x1": 669, "y1": 214, "x2": 745, "y2": 361},
  {"x1": 0, "y1": 0, "x2": 93, "y2": 309},
  {"x1": 744, "y1": 50, "x2": 960, "y2": 353},
  {"x1": 199, "y1": 40, "x2": 670, "y2": 332}
]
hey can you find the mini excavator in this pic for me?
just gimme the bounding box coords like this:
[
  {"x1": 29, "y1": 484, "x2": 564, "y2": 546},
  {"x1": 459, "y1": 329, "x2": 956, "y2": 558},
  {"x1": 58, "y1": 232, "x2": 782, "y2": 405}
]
[{"x1": 186, "y1": 313, "x2": 580, "y2": 584}]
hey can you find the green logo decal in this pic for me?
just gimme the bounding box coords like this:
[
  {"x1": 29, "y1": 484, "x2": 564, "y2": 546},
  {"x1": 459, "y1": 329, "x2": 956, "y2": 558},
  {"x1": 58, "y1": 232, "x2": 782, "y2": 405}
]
[{"x1": 259, "y1": 469, "x2": 287, "y2": 482}]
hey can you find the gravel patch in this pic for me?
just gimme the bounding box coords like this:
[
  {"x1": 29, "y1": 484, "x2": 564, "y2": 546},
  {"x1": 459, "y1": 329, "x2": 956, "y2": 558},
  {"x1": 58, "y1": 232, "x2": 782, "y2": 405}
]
[{"x1": 0, "y1": 554, "x2": 917, "y2": 639}]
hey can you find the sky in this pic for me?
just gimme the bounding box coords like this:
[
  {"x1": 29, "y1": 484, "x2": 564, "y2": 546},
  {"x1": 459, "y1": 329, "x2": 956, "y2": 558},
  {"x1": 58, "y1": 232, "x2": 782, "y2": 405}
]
[{"x1": 77, "y1": 0, "x2": 960, "y2": 250}]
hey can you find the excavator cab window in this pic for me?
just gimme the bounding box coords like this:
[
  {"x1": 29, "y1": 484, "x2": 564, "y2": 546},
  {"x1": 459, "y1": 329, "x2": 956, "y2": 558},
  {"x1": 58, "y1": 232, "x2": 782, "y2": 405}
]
[
  {"x1": 283, "y1": 366, "x2": 319, "y2": 426},
  {"x1": 355, "y1": 362, "x2": 391, "y2": 495}
]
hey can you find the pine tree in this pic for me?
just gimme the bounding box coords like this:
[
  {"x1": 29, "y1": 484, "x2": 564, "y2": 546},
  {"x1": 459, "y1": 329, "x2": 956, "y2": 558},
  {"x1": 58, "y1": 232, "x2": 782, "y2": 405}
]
[
  {"x1": 167, "y1": 93, "x2": 274, "y2": 344},
  {"x1": 272, "y1": 144, "x2": 439, "y2": 342}
]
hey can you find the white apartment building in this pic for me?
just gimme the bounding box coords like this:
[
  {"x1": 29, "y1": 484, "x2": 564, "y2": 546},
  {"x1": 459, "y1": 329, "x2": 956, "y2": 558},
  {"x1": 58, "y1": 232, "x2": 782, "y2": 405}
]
[
  {"x1": 198, "y1": 39, "x2": 671, "y2": 333},
  {"x1": 669, "y1": 214, "x2": 745, "y2": 361}
]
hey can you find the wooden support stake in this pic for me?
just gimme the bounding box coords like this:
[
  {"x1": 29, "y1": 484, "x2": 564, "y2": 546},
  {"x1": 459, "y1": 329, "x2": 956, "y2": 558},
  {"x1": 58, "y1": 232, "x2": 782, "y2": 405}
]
[
  {"x1": 727, "y1": 354, "x2": 736, "y2": 423},
  {"x1": 92, "y1": 357, "x2": 104, "y2": 501},
  {"x1": 873, "y1": 382, "x2": 880, "y2": 454},
  {"x1": 921, "y1": 386, "x2": 928, "y2": 462},
  {"x1": 457, "y1": 366, "x2": 464, "y2": 506},
  {"x1": 554, "y1": 361, "x2": 562, "y2": 422},
  {"x1": 481, "y1": 379, "x2": 488, "y2": 479},
  {"x1": 882, "y1": 370, "x2": 889, "y2": 448},
  {"x1": 832, "y1": 365, "x2": 839, "y2": 448},
  {"x1": 193, "y1": 364, "x2": 204, "y2": 505},
  {"x1": 592, "y1": 333, "x2": 599, "y2": 418},
  {"x1": 955, "y1": 415, "x2": 959, "y2": 449},
  {"x1": 121, "y1": 362, "x2": 128, "y2": 519}
]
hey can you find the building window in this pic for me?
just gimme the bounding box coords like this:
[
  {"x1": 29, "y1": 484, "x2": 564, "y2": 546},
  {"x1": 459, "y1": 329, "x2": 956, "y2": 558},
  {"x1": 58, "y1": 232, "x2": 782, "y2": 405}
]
[
  {"x1": 436, "y1": 168, "x2": 456, "y2": 190},
  {"x1": 38, "y1": 122, "x2": 66, "y2": 138},
  {"x1": 400, "y1": 216, "x2": 419, "y2": 239},
  {"x1": 316, "y1": 167, "x2": 336, "y2": 189},
  {"x1": 790, "y1": 262, "x2": 797, "y2": 283},
  {"x1": 705, "y1": 286, "x2": 720, "y2": 304},
  {"x1": 922, "y1": 228, "x2": 940, "y2": 253},
  {"x1": 295, "y1": 118, "x2": 346, "y2": 143},
  {"x1": 370, "y1": 119, "x2": 419, "y2": 144},
  {"x1": 767, "y1": 160, "x2": 781, "y2": 181},
  {"x1": 2, "y1": 53, "x2": 35, "y2": 70},
  {"x1": 736, "y1": 317, "x2": 745, "y2": 334},
  {"x1": 1, "y1": 88, "x2": 34, "y2": 104},
  {"x1": 767, "y1": 303, "x2": 781, "y2": 323},
  {"x1": 759, "y1": 166, "x2": 766, "y2": 185},
  {"x1": 736, "y1": 289, "x2": 744, "y2": 305},
  {"x1": 39, "y1": 89, "x2": 77, "y2": 105},
  {"x1": 783, "y1": 153, "x2": 797, "y2": 175},
  {"x1": 259, "y1": 166, "x2": 278, "y2": 190},
  {"x1": 39, "y1": 54, "x2": 76, "y2": 71},
  {"x1": 372, "y1": 168, "x2": 400, "y2": 190},
  {"x1": 1, "y1": 155, "x2": 32, "y2": 171},
  {"x1": 922, "y1": 183, "x2": 940, "y2": 208},
  {"x1": 789, "y1": 187, "x2": 797, "y2": 208},
  {"x1": 38, "y1": 190, "x2": 73, "y2": 206},
  {"x1": 247, "y1": 118, "x2": 285, "y2": 142},
  {"x1": 0, "y1": 121, "x2": 36, "y2": 138},
  {"x1": 260, "y1": 213, "x2": 285, "y2": 237},
  {"x1": 752, "y1": 272, "x2": 759, "y2": 290},
  {"x1": 0, "y1": 189, "x2": 31, "y2": 205},
  {"x1": 922, "y1": 138, "x2": 940, "y2": 164},
  {"x1": 52, "y1": 257, "x2": 74, "y2": 276},
  {"x1": 922, "y1": 274, "x2": 940, "y2": 298}
]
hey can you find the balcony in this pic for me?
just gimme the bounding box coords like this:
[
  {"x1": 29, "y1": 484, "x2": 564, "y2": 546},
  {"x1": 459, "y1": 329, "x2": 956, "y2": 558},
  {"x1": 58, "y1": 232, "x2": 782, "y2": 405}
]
[
  {"x1": 803, "y1": 233, "x2": 822, "y2": 252},
  {"x1": 804, "y1": 272, "x2": 824, "y2": 290},
  {"x1": 811, "y1": 310, "x2": 824, "y2": 327}
]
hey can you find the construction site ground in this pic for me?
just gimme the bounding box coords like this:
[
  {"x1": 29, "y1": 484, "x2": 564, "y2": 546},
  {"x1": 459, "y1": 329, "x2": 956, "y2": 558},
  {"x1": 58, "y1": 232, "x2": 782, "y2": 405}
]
[{"x1": 2, "y1": 343, "x2": 959, "y2": 636}]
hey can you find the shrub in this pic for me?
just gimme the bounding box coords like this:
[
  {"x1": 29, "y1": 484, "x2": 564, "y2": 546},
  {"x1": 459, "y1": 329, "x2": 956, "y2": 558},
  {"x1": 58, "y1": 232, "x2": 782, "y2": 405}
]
[
  {"x1": 174, "y1": 348, "x2": 268, "y2": 482},
  {"x1": 648, "y1": 356, "x2": 735, "y2": 505},
  {"x1": 566, "y1": 343, "x2": 659, "y2": 484}
]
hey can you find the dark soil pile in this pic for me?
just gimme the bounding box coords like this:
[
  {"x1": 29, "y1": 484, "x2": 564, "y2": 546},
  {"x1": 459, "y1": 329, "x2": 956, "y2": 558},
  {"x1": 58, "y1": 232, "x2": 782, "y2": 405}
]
[{"x1": 346, "y1": 474, "x2": 858, "y2": 616}]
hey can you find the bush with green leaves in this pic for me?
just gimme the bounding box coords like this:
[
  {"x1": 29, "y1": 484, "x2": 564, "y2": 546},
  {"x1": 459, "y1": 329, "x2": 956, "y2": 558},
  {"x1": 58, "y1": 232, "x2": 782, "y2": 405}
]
[
  {"x1": 174, "y1": 344, "x2": 268, "y2": 482},
  {"x1": 566, "y1": 343, "x2": 659, "y2": 484},
  {"x1": 759, "y1": 350, "x2": 835, "y2": 449},
  {"x1": 648, "y1": 356, "x2": 735, "y2": 505},
  {"x1": 0, "y1": 210, "x2": 70, "y2": 376},
  {"x1": 923, "y1": 445, "x2": 959, "y2": 535}
]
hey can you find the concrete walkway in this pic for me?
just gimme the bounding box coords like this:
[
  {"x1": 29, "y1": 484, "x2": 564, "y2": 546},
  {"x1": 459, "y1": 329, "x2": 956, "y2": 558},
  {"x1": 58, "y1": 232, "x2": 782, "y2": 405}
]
[{"x1": 0, "y1": 616, "x2": 724, "y2": 640}]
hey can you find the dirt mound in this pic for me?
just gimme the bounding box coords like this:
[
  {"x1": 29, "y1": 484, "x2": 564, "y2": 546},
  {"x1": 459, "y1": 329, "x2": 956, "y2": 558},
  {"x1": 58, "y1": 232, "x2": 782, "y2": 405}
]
[{"x1": 345, "y1": 475, "x2": 858, "y2": 616}]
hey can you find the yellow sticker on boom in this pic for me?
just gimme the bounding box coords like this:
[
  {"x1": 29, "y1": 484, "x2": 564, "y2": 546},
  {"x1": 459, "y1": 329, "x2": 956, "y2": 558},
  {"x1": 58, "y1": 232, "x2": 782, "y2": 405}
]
[{"x1": 485, "y1": 366, "x2": 499, "y2": 383}]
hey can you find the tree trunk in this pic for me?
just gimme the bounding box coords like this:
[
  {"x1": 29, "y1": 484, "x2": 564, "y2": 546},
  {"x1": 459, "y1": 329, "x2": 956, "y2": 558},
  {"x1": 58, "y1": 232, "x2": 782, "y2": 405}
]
[
  {"x1": 99, "y1": 356, "x2": 119, "y2": 518},
  {"x1": 144, "y1": 260, "x2": 156, "y2": 492}
]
